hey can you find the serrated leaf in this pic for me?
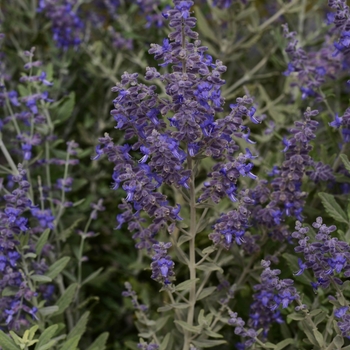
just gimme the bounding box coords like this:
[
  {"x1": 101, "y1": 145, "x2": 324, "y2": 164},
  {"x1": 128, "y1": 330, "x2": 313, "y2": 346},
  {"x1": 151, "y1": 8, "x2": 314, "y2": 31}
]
[
  {"x1": 191, "y1": 339, "x2": 227, "y2": 348},
  {"x1": 67, "y1": 311, "x2": 89, "y2": 341},
  {"x1": 0, "y1": 330, "x2": 20, "y2": 350},
  {"x1": 340, "y1": 154, "x2": 350, "y2": 172},
  {"x1": 175, "y1": 278, "x2": 199, "y2": 292},
  {"x1": 275, "y1": 338, "x2": 294, "y2": 350},
  {"x1": 82, "y1": 268, "x2": 103, "y2": 286},
  {"x1": 54, "y1": 283, "x2": 78, "y2": 315},
  {"x1": 36, "y1": 229, "x2": 50, "y2": 255},
  {"x1": 174, "y1": 320, "x2": 201, "y2": 334},
  {"x1": 319, "y1": 192, "x2": 348, "y2": 224},
  {"x1": 60, "y1": 335, "x2": 80, "y2": 350},
  {"x1": 35, "y1": 325, "x2": 58, "y2": 350},
  {"x1": 197, "y1": 286, "x2": 217, "y2": 301},
  {"x1": 46, "y1": 257, "x2": 70, "y2": 280},
  {"x1": 31, "y1": 275, "x2": 52, "y2": 283},
  {"x1": 39, "y1": 306, "x2": 59, "y2": 316},
  {"x1": 86, "y1": 332, "x2": 109, "y2": 350}
]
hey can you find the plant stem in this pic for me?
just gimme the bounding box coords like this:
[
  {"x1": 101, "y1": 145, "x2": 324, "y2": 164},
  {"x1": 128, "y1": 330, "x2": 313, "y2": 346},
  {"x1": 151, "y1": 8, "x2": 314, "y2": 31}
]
[{"x1": 183, "y1": 156, "x2": 197, "y2": 350}]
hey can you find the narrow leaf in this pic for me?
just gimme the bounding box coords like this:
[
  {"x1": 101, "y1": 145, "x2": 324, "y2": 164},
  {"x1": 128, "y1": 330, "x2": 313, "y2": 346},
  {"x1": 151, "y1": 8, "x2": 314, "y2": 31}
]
[
  {"x1": 35, "y1": 325, "x2": 58, "y2": 350},
  {"x1": 37, "y1": 339, "x2": 59, "y2": 350},
  {"x1": 31, "y1": 275, "x2": 52, "y2": 283},
  {"x1": 67, "y1": 311, "x2": 89, "y2": 341},
  {"x1": 197, "y1": 286, "x2": 217, "y2": 301},
  {"x1": 86, "y1": 332, "x2": 109, "y2": 350},
  {"x1": 0, "y1": 330, "x2": 20, "y2": 350},
  {"x1": 60, "y1": 335, "x2": 80, "y2": 350},
  {"x1": 159, "y1": 334, "x2": 170, "y2": 350},
  {"x1": 46, "y1": 257, "x2": 70, "y2": 280},
  {"x1": 175, "y1": 278, "x2": 199, "y2": 292},
  {"x1": 340, "y1": 154, "x2": 350, "y2": 172},
  {"x1": 39, "y1": 306, "x2": 59, "y2": 317},
  {"x1": 54, "y1": 283, "x2": 78, "y2": 315},
  {"x1": 192, "y1": 339, "x2": 227, "y2": 348},
  {"x1": 82, "y1": 268, "x2": 103, "y2": 286},
  {"x1": 36, "y1": 229, "x2": 50, "y2": 255},
  {"x1": 275, "y1": 339, "x2": 294, "y2": 350},
  {"x1": 174, "y1": 320, "x2": 201, "y2": 334}
]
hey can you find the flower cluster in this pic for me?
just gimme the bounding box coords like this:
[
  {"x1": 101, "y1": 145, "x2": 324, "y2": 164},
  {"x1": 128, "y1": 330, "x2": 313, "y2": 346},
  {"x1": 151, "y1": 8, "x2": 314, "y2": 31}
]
[
  {"x1": 282, "y1": 23, "x2": 340, "y2": 100},
  {"x1": 209, "y1": 194, "x2": 253, "y2": 250},
  {"x1": 252, "y1": 108, "x2": 319, "y2": 239},
  {"x1": 334, "y1": 306, "x2": 350, "y2": 337},
  {"x1": 0, "y1": 166, "x2": 38, "y2": 330},
  {"x1": 248, "y1": 260, "x2": 300, "y2": 337},
  {"x1": 328, "y1": 0, "x2": 350, "y2": 58},
  {"x1": 293, "y1": 217, "x2": 349, "y2": 289},
  {"x1": 150, "y1": 242, "x2": 175, "y2": 285},
  {"x1": 228, "y1": 311, "x2": 257, "y2": 349},
  {"x1": 38, "y1": 0, "x2": 84, "y2": 50},
  {"x1": 329, "y1": 107, "x2": 350, "y2": 142},
  {"x1": 95, "y1": 134, "x2": 183, "y2": 251}
]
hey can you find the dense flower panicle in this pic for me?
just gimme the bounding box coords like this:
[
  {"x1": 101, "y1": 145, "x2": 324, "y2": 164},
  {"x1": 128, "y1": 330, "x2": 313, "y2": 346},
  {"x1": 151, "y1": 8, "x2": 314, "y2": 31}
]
[
  {"x1": 96, "y1": 134, "x2": 183, "y2": 250},
  {"x1": 282, "y1": 24, "x2": 340, "y2": 100},
  {"x1": 0, "y1": 166, "x2": 38, "y2": 330},
  {"x1": 136, "y1": 0, "x2": 168, "y2": 28},
  {"x1": 252, "y1": 108, "x2": 318, "y2": 236},
  {"x1": 328, "y1": 0, "x2": 350, "y2": 59},
  {"x1": 38, "y1": 0, "x2": 84, "y2": 49},
  {"x1": 293, "y1": 217, "x2": 350, "y2": 289},
  {"x1": 228, "y1": 311, "x2": 257, "y2": 349},
  {"x1": 199, "y1": 147, "x2": 257, "y2": 203},
  {"x1": 150, "y1": 242, "x2": 175, "y2": 285},
  {"x1": 329, "y1": 107, "x2": 350, "y2": 142},
  {"x1": 248, "y1": 260, "x2": 300, "y2": 338},
  {"x1": 334, "y1": 306, "x2": 350, "y2": 337},
  {"x1": 306, "y1": 161, "x2": 335, "y2": 183},
  {"x1": 209, "y1": 194, "x2": 253, "y2": 250}
]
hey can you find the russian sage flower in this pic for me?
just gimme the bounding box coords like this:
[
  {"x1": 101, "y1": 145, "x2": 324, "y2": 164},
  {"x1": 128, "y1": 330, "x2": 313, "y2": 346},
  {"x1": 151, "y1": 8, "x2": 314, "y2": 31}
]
[
  {"x1": 293, "y1": 217, "x2": 349, "y2": 289},
  {"x1": 248, "y1": 260, "x2": 300, "y2": 338}
]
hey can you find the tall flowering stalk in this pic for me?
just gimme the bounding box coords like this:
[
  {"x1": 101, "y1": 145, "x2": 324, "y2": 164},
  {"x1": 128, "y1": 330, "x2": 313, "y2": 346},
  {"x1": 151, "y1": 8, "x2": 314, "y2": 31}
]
[{"x1": 96, "y1": 0, "x2": 259, "y2": 348}]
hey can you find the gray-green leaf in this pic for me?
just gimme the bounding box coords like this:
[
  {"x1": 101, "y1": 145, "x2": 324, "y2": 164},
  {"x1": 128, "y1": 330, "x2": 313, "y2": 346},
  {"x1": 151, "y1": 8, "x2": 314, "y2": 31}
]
[
  {"x1": 319, "y1": 192, "x2": 348, "y2": 224},
  {"x1": 46, "y1": 257, "x2": 70, "y2": 280},
  {"x1": 86, "y1": 332, "x2": 109, "y2": 350},
  {"x1": 0, "y1": 330, "x2": 20, "y2": 350},
  {"x1": 54, "y1": 283, "x2": 78, "y2": 315},
  {"x1": 35, "y1": 325, "x2": 59, "y2": 350}
]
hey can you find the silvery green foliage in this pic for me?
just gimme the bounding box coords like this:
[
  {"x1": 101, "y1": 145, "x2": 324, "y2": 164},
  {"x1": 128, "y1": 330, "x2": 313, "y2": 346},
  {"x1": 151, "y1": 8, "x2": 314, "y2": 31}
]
[{"x1": 2, "y1": 0, "x2": 350, "y2": 349}]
